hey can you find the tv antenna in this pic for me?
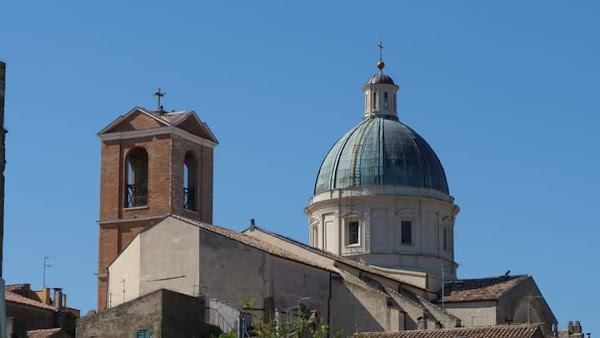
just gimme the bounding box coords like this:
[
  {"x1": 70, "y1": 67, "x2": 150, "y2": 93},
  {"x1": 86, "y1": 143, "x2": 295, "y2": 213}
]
[{"x1": 43, "y1": 256, "x2": 54, "y2": 287}]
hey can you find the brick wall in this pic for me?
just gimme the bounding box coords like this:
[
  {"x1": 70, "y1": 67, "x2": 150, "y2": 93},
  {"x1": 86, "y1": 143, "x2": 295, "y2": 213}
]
[
  {"x1": 170, "y1": 134, "x2": 213, "y2": 223},
  {"x1": 97, "y1": 110, "x2": 215, "y2": 310}
]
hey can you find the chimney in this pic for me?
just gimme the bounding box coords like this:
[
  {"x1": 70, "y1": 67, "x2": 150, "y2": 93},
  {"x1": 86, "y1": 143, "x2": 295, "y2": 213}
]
[
  {"x1": 574, "y1": 321, "x2": 582, "y2": 334},
  {"x1": 53, "y1": 288, "x2": 63, "y2": 311},
  {"x1": 249, "y1": 219, "x2": 256, "y2": 231},
  {"x1": 568, "y1": 321, "x2": 574, "y2": 334}
]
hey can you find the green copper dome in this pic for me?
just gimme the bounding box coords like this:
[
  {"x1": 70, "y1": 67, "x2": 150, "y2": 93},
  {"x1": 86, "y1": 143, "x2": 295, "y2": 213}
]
[{"x1": 314, "y1": 116, "x2": 449, "y2": 195}]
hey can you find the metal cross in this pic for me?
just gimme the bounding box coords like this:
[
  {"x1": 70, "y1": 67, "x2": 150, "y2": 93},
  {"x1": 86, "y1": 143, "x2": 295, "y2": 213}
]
[
  {"x1": 153, "y1": 87, "x2": 166, "y2": 111},
  {"x1": 378, "y1": 41, "x2": 384, "y2": 61}
]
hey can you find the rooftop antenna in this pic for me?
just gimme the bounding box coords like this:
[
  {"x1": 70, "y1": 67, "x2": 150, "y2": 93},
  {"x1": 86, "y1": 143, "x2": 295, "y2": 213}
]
[
  {"x1": 42, "y1": 256, "x2": 53, "y2": 287},
  {"x1": 153, "y1": 87, "x2": 166, "y2": 112}
]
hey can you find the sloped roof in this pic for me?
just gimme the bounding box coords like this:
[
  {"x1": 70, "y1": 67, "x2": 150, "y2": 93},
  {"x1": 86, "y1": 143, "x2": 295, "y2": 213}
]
[
  {"x1": 443, "y1": 275, "x2": 529, "y2": 303},
  {"x1": 242, "y1": 225, "x2": 432, "y2": 292},
  {"x1": 354, "y1": 324, "x2": 540, "y2": 338},
  {"x1": 6, "y1": 291, "x2": 55, "y2": 311},
  {"x1": 5, "y1": 283, "x2": 31, "y2": 293},
  {"x1": 98, "y1": 107, "x2": 218, "y2": 143},
  {"x1": 160, "y1": 215, "x2": 332, "y2": 272}
]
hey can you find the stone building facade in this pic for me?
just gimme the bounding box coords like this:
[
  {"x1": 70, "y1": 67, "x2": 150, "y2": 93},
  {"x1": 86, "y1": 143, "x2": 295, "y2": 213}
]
[{"x1": 77, "y1": 289, "x2": 213, "y2": 338}]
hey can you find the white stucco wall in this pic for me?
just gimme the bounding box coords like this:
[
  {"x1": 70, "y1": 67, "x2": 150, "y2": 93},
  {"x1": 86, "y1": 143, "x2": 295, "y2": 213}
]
[
  {"x1": 108, "y1": 236, "x2": 140, "y2": 307},
  {"x1": 444, "y1": 301, "x2": 498, "y2": 327},
  {"x1": 138, "y1": 217, "x2": 200, "y2": 297}
]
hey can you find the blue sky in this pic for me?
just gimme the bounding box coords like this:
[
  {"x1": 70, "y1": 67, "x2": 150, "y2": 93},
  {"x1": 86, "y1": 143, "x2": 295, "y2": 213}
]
[{"x1": 1, "y1": 0, "x2": 598, "y2": 333}]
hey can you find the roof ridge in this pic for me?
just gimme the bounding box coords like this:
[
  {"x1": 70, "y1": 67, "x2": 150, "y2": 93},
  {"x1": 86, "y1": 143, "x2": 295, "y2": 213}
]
[
  {"x1": 359, "y1": 323, "x2": 539, "y2": 334},
  {"x1": 452, "y1": 274, "x2": 528, "y2": 282}
]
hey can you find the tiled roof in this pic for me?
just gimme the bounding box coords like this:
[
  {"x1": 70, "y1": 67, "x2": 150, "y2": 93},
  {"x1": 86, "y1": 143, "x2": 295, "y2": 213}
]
[
  {"x1": 168, "y1": 216, "x2": 333, "y2": 272},
  {"x1": 245, "y1": 225, "x2": 432, "y2": 291},
  {"x1": 354, "y1": 324, "x2": 540, "y2": 338},
  {"x1": 443, "y1": 276, "x2": 528, "y2": 303},
  {"x1": 6, "y1": 291, "x2": 55, "y2": 311},
  {"x1": 27, "y1": 328, "x2": 63, "y2": 338},
  {"x1": 5, "y1": 283, "x2": 31, "y2": 293}
]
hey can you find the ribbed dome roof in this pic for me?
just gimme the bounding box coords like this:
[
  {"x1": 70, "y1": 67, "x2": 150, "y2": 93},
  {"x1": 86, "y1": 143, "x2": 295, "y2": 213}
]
[
  {"x1": 314, "y1": 116, "x2": 449, "y2": 195},
  {"x1": 368, "y1": 73, "x2": 395, "y2": 85}
]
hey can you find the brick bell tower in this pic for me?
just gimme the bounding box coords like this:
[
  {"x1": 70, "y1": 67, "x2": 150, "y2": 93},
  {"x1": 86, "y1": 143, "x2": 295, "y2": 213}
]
[{"x1": 96, "y1": 101, "x2": 218, "y2": 310}]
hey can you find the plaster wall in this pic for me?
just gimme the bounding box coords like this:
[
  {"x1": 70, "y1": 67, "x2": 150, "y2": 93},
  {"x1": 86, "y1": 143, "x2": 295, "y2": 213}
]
[
  {"x1": 496, "y1": 278, "x2": 556, "y2": 336},
  {"x1": 329, "y1": 274, "x2": 394, "y2": 334},
  {"x1": 444, "y1": 301, "x2": 497, "y2": 327},
  {"x1": 138, "y1": 217, "x2": 200, "y2": 297},
  {"x1": 108, "y1": 236, "x2": 140, "y2": 307}
]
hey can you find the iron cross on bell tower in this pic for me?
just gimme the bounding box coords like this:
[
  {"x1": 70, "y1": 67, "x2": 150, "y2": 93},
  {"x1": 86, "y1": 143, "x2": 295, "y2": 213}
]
[{"x1": 153, "y1": 87, "x2": 166, "y2": 112}]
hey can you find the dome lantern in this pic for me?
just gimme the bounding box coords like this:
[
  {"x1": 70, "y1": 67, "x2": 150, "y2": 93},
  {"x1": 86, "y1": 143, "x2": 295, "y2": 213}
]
[{"x1": 362, "y1": 54, "x2": 399, "y2": 120}]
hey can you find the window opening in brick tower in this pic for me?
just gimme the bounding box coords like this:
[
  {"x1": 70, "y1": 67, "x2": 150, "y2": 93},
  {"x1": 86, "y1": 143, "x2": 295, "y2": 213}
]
[
  {"x1": 125, "y1": 147, "x2": 148, "y2": 208},
  {"x1": 183, "y1": 152, "x2": 197, "y2": 211}
]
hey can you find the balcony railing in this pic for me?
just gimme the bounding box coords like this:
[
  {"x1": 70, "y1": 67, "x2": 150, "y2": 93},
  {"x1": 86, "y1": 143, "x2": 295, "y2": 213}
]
[
  {"x1": 126, "y1": 183, "x2": 148, "y2": 208},
  {"x1": 183, "y1": 187, "x2": 196, "y2": 211}
]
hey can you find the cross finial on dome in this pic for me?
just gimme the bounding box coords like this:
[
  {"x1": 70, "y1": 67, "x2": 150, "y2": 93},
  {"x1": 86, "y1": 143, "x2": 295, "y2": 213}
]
[{"x1": 377, "y1": 41, "x2": 385, "y2": 71}]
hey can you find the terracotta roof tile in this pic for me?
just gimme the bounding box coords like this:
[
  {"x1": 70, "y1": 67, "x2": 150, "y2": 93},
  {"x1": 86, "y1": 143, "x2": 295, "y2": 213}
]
[
  {"x1": 5, "y1": 291, "x2": 55, "y2": 311},
  {"x1": 443, "y1": 276, "x2": 528, "y2": 303},
  {"x1": 5, "y1": 283, "x2": 31, "y2": 293},
  {"x1": 354, "y1": 324, "x2": 540, "y2": 338}
]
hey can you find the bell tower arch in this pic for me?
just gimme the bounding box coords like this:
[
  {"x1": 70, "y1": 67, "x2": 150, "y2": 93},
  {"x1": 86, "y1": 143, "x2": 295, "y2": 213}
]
[{"x1": 96, "y1": 106, "x2": 217, "y2": 310}]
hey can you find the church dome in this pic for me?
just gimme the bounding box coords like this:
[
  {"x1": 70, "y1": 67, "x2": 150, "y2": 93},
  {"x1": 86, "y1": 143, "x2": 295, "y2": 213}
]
[{"x1": 314, "y1": 116, "x2": 449, "y2": 195}]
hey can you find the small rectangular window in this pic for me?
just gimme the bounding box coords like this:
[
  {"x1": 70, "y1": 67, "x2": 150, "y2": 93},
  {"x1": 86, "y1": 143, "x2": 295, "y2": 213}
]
[
  {"x1": 372, "y1": 92, "x2": 377, "y2": 109},
  {"x1": 401, "y1": 221, "x2": 412, "y2": 244},
  {"x1": 348, "y1": 221, "x2": 359, "y2": 245},
  {"x1": 443, "y1": 227, "x2": 448, "y2": 251},
  {"x1": 136, "y1": 329, "x2": 151, "y2": 338}
]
